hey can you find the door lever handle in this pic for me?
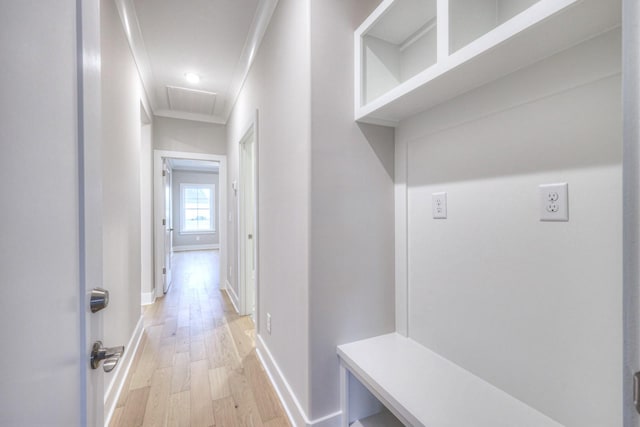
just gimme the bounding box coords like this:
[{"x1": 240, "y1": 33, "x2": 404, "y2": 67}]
[{"x1": 90, "y1": 341, "x2": 124, "y2": 373}]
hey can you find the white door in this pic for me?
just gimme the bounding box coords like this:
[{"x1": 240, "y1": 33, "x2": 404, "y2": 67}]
[
  {"x1": 0, "y1": 1, "x2": 103, "y2": 425},
  {"x1": 163, "y1": 159, "x2": 173, "y2": 293},
  {"x1": 240, "y1": 130, "x2": 257, "y2": 319}
]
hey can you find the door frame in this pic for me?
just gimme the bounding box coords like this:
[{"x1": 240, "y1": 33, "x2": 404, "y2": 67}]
[
  {"x1": 79, "y1": 0, "x2": 104, "y2": 424},
  {"x1": 622, "y1": 0, "x2": 640, "y2": 424},
  {"x1": 236, "y1": 110, "x2": 260, "y2": 321},
  {"x1": 234, "y1": 109, "x2": 260, "y2": 324},
  {"x1": 153, "y1": 150, "x2": 228, "y2": 299}
]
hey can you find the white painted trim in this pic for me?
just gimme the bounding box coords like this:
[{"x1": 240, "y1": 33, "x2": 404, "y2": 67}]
[
  {"x1": 141, "y1": 291, "x2": 156, "y2": 306},
  {"x1": 173, "y1": 244, "x2": 220, "y2": 252},
  {"x1": 154, "y1": 150, "x2": 228, "y2": 299},
  {"x1": 256, "y1": 335, "x2": 342, "y2": 427},
  {"x1": 237, "y1": 110, "x2": 260, "y2": 321},
  {"x1": 104, "y1": 316, "x2": 144, "y2": 426},
  {"x1": 223, "y1": 280, "x2": 241, "y2": 314}
]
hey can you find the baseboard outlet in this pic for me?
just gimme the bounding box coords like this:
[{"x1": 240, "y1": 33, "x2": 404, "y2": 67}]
[
  {"x1": 256, "y1": 335, "x2": 342, "y2": 427},
  {"x1": 223, "y1": 280, "x2": 240, "y2": 314},
  {"x1": 172, "y1": 244, "x2": 220, "y2": 252},
  {"x1": 141, "y1": 290, "x2": 156, "y2": 306},
  {"x1": 104, "y1": 316, "x2": 144, "y2": 426}
]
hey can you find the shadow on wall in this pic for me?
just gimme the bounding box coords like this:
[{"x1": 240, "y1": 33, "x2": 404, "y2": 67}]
[
  {"x1": 407, "y1": 76, "x2": 621, "y2": 187},
  {"x1": 357, "y1": 122, "x2": 395, "y2": 180}
]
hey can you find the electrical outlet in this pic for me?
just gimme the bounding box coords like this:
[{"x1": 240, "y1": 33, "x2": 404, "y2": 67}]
[
  {"x1": 266, "y1": 313, "x2": 272, "y2": 335},
  {"x1": 432, "y1": 192, "x2": 447, "y2": 219},
  {"x1": 539, "y1": 183, "x2": 568, "y2": 221}
]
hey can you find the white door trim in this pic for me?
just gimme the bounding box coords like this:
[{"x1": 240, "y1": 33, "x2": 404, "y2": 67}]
[
  {"x1": 153, "y1": 150, "x2": 228, "y2": 299},
  {"x1": 237, "y1": 110, "x2": 260, "y2": 324}
]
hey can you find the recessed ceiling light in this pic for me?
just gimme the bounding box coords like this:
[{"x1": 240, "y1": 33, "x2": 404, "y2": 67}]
[{"x1": 185, "y1": 73, "x2": 200, "y2": 84}]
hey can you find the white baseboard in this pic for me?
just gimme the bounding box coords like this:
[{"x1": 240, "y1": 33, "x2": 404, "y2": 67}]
[
  {"x1": 141, "y1": 290, "x2": 156, "y2": 306},
  {"x1": 256, "y1": 335, "x2": 342, "y2": 427},
  {"x1": 224, "y1": 279, "x2": 240, "y2": 314},
  {"x1": 104, "y1": 316, "x2": 144, "y2": 426},
  {"x1": 172, "y1": 244, "x2": 220, "y2": 252}
]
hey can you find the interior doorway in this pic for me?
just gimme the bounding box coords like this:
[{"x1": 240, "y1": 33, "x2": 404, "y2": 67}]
[
  {"x1": 153, "y1": 150, "x2": 228, "y2": 300},
  {"x1": 237, "y1": 115, "x2": 258, "y2": 322}
]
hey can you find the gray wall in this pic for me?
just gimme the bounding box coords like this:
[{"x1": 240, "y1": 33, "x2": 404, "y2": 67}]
[
  {"x1": 226, "y1": 0, "x2": 394, "y2": 422},
  {"x1": 396, "y1": 29, "x2": 622, "y2": 426},
  {"x1": 153, "y1": 116, "x2": 226, "y2": 155},
  {"x1": 101, "y1": 0, "x2": 143, "y2": 396},
  {"x1": 172, "y1": 170, "x2": 220, "y2": 248},
  {"x1": 226, "y1": 0, "x2": 312, "y2": 415},
  {"x1": 309, "y1": 0, "x2": 395, "y2": 419}
]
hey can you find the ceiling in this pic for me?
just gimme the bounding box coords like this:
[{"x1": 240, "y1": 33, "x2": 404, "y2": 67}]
[{"x1": 114, "y1": 0, "x2": 277, "y2": 124}]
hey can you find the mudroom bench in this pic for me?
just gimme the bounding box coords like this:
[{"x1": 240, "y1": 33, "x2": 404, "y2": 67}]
[{"x1": 337, "y1": 333, "x2": 563, "y2": 427}]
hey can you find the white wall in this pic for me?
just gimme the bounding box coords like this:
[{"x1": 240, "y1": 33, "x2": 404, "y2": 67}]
[
  {"x1": 172, "y1": 170, "x2": 220, "y2": 247},
  {"x1": 101, "y1": 0, "x2": 143, "y2": 395},
  {"x1": 226, "y1": 0, "x2": 312, "y2": 417},
  {"x1": 154, "y1": 116, "x2": 226, "y2": 155},
  {"x1": 309, "y1": 0, "x2": 395, "y2": 420},
  {"x1": 396, "y1": 29, "x2": 622, "y2": 426}
]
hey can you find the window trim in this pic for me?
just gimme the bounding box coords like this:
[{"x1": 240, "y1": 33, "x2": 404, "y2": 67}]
[{"x1": 179, "y1": 183, "x2": 216, "y2": 234}]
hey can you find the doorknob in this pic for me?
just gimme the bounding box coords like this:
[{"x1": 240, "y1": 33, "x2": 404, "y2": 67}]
[
  {"x1": 90, "y1": 341, "x2": 124, "y2": 373},
  {"x1": 90, "y1": 288, "x2": 109, "y2": 313}
]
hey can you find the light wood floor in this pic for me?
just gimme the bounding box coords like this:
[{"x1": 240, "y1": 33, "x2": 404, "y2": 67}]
[{"x1": 110, "y1": 250, "x2": 290, "y2": 427}]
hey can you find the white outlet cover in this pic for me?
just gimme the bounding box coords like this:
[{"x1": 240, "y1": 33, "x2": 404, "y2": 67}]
[
  {"x1": 432, "y1": 192, "x2": 447, "y2": 219},
  {"x1": 539, "y1": 183, "x2": 568, "y2": 221}
]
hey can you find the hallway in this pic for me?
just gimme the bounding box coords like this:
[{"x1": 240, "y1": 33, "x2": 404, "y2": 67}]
[{"x1": 110, "y1": 251, "x2": 289, "y2": 427}]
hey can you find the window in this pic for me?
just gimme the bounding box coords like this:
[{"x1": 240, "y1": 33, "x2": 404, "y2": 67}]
[{"x1": 180, "y1": 183, "x2": 215, "y2": 233}]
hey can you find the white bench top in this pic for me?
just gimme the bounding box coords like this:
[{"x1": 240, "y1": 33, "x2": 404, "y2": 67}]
[{"x1": 337, "y1": 333, "x2": 563, "y2": 427}]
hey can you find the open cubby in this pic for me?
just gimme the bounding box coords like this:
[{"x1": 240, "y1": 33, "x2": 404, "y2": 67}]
[
  {"x1": 362, "y1": 0, "x2": 437, "y2": 104},
  {"x1": 355, "y1": 0, "x2": 621, "y2": 125},
  {"x1": 449, "y1": 0, "x2": 541, "y2": 53}
]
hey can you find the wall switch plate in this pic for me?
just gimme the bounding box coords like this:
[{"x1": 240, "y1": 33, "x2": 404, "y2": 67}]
[
  {"x1": 539, "y1": 183, "x2": 568, "y2": 221},
  {"x1": 266, "y1": 313, "x2": 272, "y2": 334},
  {"x1": 432, "y1": 192, "x2": 447, "y2": 219}
]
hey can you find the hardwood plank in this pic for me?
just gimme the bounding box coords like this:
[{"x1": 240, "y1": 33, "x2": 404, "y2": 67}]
[
  {"x1": 142, "y1": 367, "x2": 172, "y2": 427},
  {"x1": 167, "y1": 390, "x2": 191, "y2": 427},
  {"x1": 109, "y1": 406, "x2": 123, "y2": 427},
  {"x1": 162, "y1": 317, "x2": 178, "y2": 338},
  {"x1": 263, "y1": 417, "x2": 291, "y2": 427},
  {"x1": 118, "y1": 386, "x2": 150, "y2": 427},
  {"x1": 157, "y1": 337, "x2": 176, "y2": 368},
  {"x1": 213, "y1": 397, "x2": 240, "y2": 427},
  {"x1": 228, "y1": 367, "x2": 264, "y2": 427},
  {"x1": 175, "y1": 326, "x2": 191, "y2": 353},
  {"x1": 244, "y1": 353, "x2": 282, "y2": 422},
  {"x1": 208, "y1": 366, "x2": 231, "y2": 400},
  {"x1": 129, "y1": 325, "x2": 163, "y2": 389},
  {"x1": 171, "y1": 351, "x2": 191, "y2": 393},
  {"x1": 190, "y1": 339, "x2": 207, "y2": 361},
  {"x1": 228, "y1": 316, "x2": 255, "y2": 359},
  {"x1": 190, "y1": 359, "x2": 215, "y2": 427}
]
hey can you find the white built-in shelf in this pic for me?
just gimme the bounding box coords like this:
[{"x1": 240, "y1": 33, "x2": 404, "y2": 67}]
[
  {"x1": 338, "y1": 333, "x2": 563, "y2": 427},
  {"x1": 355, "y1": 0, "x2": 621, "y2": 126},
  {"x1": 351, "y1": 409, "x2": 404, "y2": 427}
]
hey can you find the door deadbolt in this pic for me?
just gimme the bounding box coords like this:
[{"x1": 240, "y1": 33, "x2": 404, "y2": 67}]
[
  {"x1": 90, "y1": 288, "x2": 109, "y2": 313},
  {"x1": 91, "y1": 341, "x2": 124, "y2": 373}
]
